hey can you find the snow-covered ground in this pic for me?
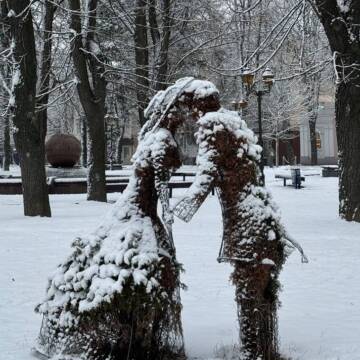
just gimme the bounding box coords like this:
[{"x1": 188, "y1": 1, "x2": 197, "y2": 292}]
[{"x1": 1, "y1": 167, "x2": 359, "y2": 360}]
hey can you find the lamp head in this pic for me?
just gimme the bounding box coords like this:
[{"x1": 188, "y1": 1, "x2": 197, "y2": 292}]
[
  {"x1": 241, "y1": 67, "x2": 255, "y2": 87},
  {"x1": 239, "y1": 99, "x2": 248, "y2": 109},
  {"x1": 262, "y1": 67, "x2": 274, "y2": 88}
]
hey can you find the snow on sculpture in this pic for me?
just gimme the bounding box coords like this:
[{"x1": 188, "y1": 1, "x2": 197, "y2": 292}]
[
  {"x1": 35, "y1": 78, "x2": 220, "y2": 360},
  {"x1": 35, "y1": 77, "x2": 304, "y2": 360},
  {"x1": 173, "y1": 109, "x2": 307, "y2": 360}
]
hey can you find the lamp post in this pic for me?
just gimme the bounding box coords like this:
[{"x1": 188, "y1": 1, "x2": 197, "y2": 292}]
[{"x1": 235, "y1": 67, "x2": 275, "y2": 185}]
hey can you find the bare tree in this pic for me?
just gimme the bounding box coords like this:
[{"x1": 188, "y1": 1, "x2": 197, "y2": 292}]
[
  {"x1": 36, "y1": 0, "x2": 57, "y2": 153},
  {"x1": 134, "y1": 0, "x2": 150, "y2": 126},
  {"x1": 2, "y1": 0, "x2": 52, "y2": 217},
  {"x1": 0, "y1": 1, "x2": 12, "y2": 171},
  {"x1": 69, "y1": 0, "x2": 107, "y2": 202},
  {"x1": 313, "y1": 0, "x2": 360, "y2": 222},
  {"x1": 263, "y1": 81, "x2": 304, "y2": 166},
  {"x1": 296, "y1": 2, "x2": 326, "y2": 165},
  {"x1": 149, "y1": 0, "x2": 172, "y2": 91},
  {"x1": 304, "y1": 73, "x2": 321, "y2": 165}
]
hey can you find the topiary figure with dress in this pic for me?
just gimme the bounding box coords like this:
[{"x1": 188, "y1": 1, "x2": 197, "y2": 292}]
[{"x1": 35, "y1": 78, "x2": 220, "y2": 360}]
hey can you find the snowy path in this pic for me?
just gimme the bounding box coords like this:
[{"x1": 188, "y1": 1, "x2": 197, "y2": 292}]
[{"x1": 1, "y1": 168, "x2": 360, "y2": 359}]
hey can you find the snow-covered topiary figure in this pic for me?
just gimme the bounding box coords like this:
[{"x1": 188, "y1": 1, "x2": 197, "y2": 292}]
[
  {"x1": 173, "y1": 109, "x2": 307, "y2": 360},
  {"x1": 35, "y1": 78, "x2": 220, "y2": 360}
]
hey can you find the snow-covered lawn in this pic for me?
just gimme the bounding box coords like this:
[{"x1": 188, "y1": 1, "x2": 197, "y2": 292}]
[{"x1": 1, "y1": 167, "x2": 359, "y2": 360}]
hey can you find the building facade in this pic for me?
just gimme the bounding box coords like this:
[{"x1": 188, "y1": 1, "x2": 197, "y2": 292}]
[{"x1": 300, "y1": 95, "x2": 338, "y2": 165}]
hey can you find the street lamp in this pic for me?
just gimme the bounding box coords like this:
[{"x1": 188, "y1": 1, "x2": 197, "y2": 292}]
[
  {"x1": 262, "y1": 67, "x2": 275, "y2": 88},
  {"x1": 231, "y1": 98, "x2": 248, "y2": 112},
  {"x1": 241, "y1": 67, "x2": 255, "y2": 86},
  {"x1": 237, "y1": 67, "x2": 275, "y2": 185}
]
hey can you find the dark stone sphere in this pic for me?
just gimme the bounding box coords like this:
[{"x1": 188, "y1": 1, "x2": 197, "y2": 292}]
[{"x1": 46, "y1": 134, "x2": 81, "y2": 168}]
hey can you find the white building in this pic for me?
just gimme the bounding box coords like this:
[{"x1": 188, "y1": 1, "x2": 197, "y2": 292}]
[{"x1": 300, "y1": 94, "x2": 338, "y2": 165}]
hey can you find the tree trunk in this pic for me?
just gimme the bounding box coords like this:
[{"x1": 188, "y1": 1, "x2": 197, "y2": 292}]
[
  {"x1": 149, "y1": 0, "x2": 172, "y2": 91},
  {"x1": 309, "y1": 118, "x2": 318, "y2": 166},
  {"x1": 275, "y1": 138, "x2": 279, "y2": 167},
  {"x1": 306, "y1": 75, "x2": 320, "y2": 166},
  {"x1": 1, "y1": 3, "x2": 11, "y2": 171},
  {"x1": 7, "y1": 0, "x2": 51, "y2": 217},
  {"x1": 36, "y1": 0, "x2": 56, "y2": 141},
  {"x1": 116, "y1": 135, "x2": 123, "y2": 164},
  {"x1": 134, "y1": 0, "x2": 149, "y2": 126},
  {"x1": 314, "y1": 0, "x2": 360, "y2": 221},
  {"x1": 3, "y1": 114, "x2": 11, "y2": 171},
  {"x1": 87, "y1": 110, "x2": 107, "y2": 201},
  {"x1": 81, "y1": 116, "x2": 87, "y2": 167},
  {"x1": 336, "y1": 82, "x2": 360, "y2": 221},
  {"x1": 15, "y1": 131, "x2": 51, "y2": 216},
  {"x1": 69, "y1": 0, "x2": 107, "y2": 202}
]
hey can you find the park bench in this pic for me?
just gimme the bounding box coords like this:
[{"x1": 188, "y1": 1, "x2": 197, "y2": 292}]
[
  {"x1": 106, "y1": 173, "x2": 198, "y2": 198},
  {"x1": 171, "y1": 171, "x2": 195, "y2": 181},
  {"x1": 0, "y1": 172, "x2": 198, "y2": 196},
  {"x1": 0, "y1": 174, "x2": 19, "y2": 179},
  {"x1": 275, "y1": 168, "x2": 305, "y2": 189},
  {"x1": 322, "y1": 165, "x2": 339, "y2": 177}
]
